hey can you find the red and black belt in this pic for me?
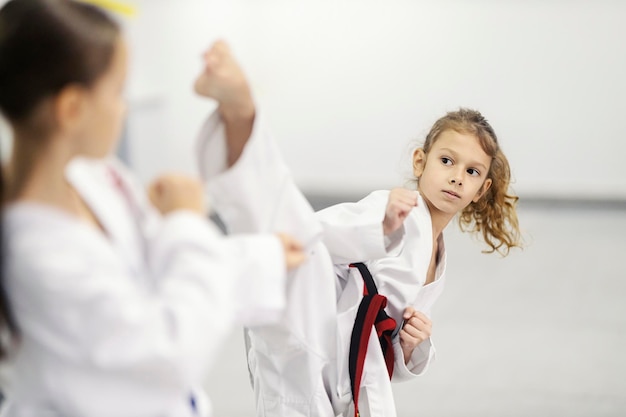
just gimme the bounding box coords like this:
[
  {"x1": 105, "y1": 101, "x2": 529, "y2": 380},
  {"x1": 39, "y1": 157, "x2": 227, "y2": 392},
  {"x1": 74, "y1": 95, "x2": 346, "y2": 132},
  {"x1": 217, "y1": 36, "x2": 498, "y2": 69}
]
[{"x1": 348, "y1": 262, "x2": 397, "y2": 417}]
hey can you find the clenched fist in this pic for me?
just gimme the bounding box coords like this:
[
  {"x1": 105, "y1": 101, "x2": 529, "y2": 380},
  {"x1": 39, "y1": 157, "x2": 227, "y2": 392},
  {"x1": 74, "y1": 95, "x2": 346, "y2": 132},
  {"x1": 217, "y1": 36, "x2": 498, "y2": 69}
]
[
  {"x1": 383, "y1": 188, "x2": 418, "y2": 236},
  {"x1": 148, "y1": 174, "x2": 206, "y2": 216},
  {"x1": 399, "y1": 306, "x2": 432, "y2": 364},
  {"x1": 193, "y1": 40, "x2": 254, "y2": 120},
  {"x1": 276, "y1": 233, "x2": 306, "y2": 271},
  {"x1": 194, "y1": 40, "x2": 255, "y2": 167}
]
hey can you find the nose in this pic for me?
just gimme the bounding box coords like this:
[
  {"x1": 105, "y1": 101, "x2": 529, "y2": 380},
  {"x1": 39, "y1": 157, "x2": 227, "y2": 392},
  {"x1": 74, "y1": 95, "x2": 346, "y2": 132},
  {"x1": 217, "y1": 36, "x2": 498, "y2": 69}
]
[{"x1": 449, "y1": 171, "x2": 463, "y2": 186}]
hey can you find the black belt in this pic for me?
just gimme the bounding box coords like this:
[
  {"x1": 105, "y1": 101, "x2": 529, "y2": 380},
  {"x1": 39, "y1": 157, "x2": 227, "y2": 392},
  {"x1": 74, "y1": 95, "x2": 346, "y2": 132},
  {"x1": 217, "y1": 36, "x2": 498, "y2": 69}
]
[{"x1": 348, "y1": 262, "x2": 396, "y2": 417}]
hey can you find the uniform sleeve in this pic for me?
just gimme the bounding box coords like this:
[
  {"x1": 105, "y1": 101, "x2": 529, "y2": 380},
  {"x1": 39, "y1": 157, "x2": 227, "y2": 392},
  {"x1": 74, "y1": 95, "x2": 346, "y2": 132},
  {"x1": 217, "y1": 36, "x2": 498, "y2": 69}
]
[
  {"x1": 7, "y1": 209, "x2": 286, "y2": 388},
  {"x1": 391, "y1": 336, "x2": 436, "y2": 382},
  {"x1": 315, "y1": 190, "x2": 405, "y2": 265},
  {"x1": 153, "y1": 212, "x2": 287, "y2": 328},
  {"x1": 106, "y1": 157, "x2": 288, "y2": 326},
  {"x1": 195, "y1": 110, "x2": 321, "y2": 247}
]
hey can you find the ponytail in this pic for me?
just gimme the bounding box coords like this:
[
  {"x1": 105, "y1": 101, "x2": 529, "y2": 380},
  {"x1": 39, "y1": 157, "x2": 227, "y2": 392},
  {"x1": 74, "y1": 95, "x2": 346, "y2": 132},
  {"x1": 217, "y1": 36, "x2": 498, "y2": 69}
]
[{"x1": 0, "y1": 129, "x2": 18, "y2": 359}]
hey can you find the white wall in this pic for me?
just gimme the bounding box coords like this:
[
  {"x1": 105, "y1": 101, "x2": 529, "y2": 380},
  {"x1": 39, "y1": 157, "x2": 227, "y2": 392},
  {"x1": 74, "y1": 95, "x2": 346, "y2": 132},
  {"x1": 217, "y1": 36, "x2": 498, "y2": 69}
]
[
  {"x1": 3, "y1": 0, "x2": 621, "y2": 200},
  {"x1": 123, "y1": 0, "x2": 626, "y2": 200}
]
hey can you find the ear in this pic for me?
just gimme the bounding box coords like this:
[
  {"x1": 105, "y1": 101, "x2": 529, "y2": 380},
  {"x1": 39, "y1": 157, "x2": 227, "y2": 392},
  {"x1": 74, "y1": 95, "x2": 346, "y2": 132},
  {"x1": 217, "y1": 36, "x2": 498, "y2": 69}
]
[
  {"x1": 53, "y1": 84, "x2": 87, "y2": 133},
  {"x1": 473, "y1": 178, "x2": 493, "y2": 203},
  {"x1": 412, "y1": 148, "x2": 426, "y2": 178}
]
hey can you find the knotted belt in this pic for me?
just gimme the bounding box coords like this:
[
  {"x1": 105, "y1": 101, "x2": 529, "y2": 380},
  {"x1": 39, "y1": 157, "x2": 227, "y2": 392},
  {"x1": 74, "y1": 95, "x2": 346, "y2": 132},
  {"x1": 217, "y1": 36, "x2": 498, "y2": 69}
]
[{"x1": 348, "y1": 262, "x2": 397, "y2": 417}]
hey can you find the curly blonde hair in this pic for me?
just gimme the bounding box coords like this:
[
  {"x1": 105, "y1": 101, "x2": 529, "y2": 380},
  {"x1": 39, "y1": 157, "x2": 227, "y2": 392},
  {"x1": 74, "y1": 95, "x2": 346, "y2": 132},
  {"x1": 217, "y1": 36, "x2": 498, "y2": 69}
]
[{"x1": 421, "y1": 108, "x2": 521, "y2": 255}]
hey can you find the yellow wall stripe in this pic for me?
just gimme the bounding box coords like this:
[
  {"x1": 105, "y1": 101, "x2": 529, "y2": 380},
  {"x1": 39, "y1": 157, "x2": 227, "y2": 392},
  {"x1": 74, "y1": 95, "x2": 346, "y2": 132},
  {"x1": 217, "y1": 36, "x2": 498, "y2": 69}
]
[{"x1": 78, "y1": 0, "x2": 137, "y2": 17}]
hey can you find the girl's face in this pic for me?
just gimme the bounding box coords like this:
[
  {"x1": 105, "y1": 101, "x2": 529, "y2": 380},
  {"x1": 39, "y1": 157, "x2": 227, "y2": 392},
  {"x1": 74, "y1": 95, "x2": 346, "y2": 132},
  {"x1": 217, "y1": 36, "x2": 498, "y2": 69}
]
[
  {"x1": 413, "y1": 129, "x2": 493, "y2": 219},
  {"x1": 74, "y1": 36, "x2": 128, "y2": 159}
]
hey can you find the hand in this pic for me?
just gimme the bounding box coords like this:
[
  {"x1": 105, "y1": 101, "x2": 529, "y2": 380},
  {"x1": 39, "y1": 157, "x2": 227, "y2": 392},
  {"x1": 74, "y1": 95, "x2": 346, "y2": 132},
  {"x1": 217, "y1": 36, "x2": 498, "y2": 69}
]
[
  {"x1": 193, "y1": 40, "x2": 255, "y2": 122},
  {"x1": 383, "y1": 188, "x2": 418, "y2": 236},
  {"x1": 276, "y1": 233, "x2": 306, "y2": 271},
  {"x1": 148, "y1": 174, "x2": 206, "y2": 216},
  {"x1": 194, "y1": 40, "x2": 255, "y2": 167},
  {"x1": 399, "y1": 307, "x2": 432, "y2": 364}
]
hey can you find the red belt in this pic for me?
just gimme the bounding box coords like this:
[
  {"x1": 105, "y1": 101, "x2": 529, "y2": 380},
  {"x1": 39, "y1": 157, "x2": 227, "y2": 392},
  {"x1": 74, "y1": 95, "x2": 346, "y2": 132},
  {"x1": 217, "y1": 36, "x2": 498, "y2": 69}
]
[{"x1": 348, "y1": 262, "x2": 396, "y2": 417}]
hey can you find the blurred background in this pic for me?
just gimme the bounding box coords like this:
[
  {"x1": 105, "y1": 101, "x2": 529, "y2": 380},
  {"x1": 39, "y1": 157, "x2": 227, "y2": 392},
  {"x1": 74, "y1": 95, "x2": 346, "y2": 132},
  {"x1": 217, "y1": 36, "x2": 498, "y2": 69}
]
[
  {"x1": 117, "y1": 0, "x2": 626, "y2": 201},
  {"x1": 1, "y1": 0, "x2": 625, "y2": 415}
]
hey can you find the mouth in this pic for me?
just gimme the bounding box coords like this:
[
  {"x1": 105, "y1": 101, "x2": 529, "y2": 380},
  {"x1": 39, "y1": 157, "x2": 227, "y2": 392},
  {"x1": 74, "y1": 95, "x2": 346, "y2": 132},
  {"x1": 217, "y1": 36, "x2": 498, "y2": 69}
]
[{"x1": 443, "y1": 190, "x2": 461, "y2": 199}]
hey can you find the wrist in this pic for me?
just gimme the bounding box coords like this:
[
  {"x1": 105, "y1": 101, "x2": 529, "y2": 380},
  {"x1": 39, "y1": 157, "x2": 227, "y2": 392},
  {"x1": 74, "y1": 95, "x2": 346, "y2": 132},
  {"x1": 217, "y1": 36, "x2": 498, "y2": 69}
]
[
  {"x1": 402, "y1": 346, "x2": 413, "y2": 365},
  {"x1": 382, "y1": 221, "x2": 392, "y2": 237},
  {"x1": 218, "y1": 95, "x2": 256, "y2": 124}
]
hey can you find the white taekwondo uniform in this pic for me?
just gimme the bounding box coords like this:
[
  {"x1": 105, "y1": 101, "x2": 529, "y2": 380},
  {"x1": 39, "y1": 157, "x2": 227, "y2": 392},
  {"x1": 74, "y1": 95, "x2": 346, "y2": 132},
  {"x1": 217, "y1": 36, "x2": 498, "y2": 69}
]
[{"x1": 1, "y1": 157, "x2": 288, "y2": 417}]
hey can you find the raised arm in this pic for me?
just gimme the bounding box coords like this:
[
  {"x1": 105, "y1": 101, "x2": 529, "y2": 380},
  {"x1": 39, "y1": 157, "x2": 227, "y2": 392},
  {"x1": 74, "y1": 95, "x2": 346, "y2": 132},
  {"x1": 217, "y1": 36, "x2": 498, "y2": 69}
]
[
  {"x1": 193, "y1": 42, "x2": 321, "y2": 247},
  {"x1": 316, "y1": 188, "x2": 418, "y2": 265},
  {"x1": 194, "y1": 40, "x2": 255, "y2": 168}
]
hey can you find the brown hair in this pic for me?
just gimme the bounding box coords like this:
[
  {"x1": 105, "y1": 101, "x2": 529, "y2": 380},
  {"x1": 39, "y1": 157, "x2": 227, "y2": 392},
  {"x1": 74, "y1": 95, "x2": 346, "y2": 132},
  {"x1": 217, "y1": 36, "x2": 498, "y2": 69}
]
[
  {"x1": 0, "y1": 0, "x2": 120, "y2": 358},
  {"x1": 421, "y1": 108, "x2": 521, "y2": 255}
]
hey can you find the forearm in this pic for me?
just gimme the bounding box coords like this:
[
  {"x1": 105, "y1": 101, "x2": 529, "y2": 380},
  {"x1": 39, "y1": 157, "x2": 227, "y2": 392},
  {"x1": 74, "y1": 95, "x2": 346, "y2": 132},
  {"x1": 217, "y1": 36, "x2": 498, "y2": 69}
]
[
  {"x1": 219, "y1": 101, "x2": 255, "y2": 167},
  {"x1": 392, "y1": 336, "x2": 436, "y2": 382},
  {"x1": 316, "y1": 190, "x2": 404, "y2": 264},
  {"x1": 197, "y1": 109, "x2": 322, "y2": 246}
]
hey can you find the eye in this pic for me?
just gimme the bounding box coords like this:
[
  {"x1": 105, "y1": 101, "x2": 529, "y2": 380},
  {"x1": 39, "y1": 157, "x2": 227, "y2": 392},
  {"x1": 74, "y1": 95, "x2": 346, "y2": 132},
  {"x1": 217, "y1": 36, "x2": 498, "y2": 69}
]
[
  {"x1": 441, "y1": 157, "x2": 453, "y2": 166},
  {"x1": 467, "y1": 168, "x2": 480, "y2": 177}
]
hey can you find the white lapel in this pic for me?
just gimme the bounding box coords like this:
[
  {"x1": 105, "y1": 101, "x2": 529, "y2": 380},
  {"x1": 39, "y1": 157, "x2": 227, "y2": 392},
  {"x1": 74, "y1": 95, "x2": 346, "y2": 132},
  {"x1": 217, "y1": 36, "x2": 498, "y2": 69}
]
[
  {"x1": 410, "y1": 197, "x2": 446, "y2": 314},
  {"x1": 408, "y1": 193, "x2": 434, "y2": 285},
  {"x1": 65, "y1": 157, "x2": 146, "y2": 281}
]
